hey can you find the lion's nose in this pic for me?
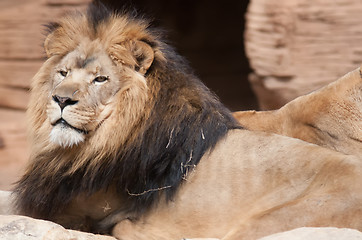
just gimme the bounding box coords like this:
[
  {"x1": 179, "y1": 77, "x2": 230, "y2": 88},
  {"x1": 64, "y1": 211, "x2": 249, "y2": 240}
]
[{"x1": 52, "y1": 95, "x2": 78, "y2": 110}]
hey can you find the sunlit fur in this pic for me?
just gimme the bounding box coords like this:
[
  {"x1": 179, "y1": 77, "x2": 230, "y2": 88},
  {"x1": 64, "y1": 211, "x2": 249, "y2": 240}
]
[
  {"x1": 49, "y1": 124, "x2": 85, "y2": 147},
  {"x1": 234, "y1": 67, "x2": 362, "y2": 156}
]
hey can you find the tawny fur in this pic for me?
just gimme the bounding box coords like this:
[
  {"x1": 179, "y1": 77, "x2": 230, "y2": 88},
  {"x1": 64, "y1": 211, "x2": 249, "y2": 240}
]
[
  {"x1": 234, "y1": 67, "x2": 362, "y2": 156},
  {"x1": 13, "y1": 4, "x2": 362, "y2": 240}
]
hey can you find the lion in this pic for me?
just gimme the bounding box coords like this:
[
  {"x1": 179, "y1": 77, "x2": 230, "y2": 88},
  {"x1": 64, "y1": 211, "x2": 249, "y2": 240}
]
[
  {"x1": 12, "y1": 3, "x2": 362, "y2": 240},
  {"x1": 233, "y1": 68, "x2": 362, "y2": 156}
]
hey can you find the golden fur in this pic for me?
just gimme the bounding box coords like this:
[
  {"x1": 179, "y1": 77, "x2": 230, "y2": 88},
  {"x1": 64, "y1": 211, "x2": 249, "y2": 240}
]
[
  {"x1": 234, "y1": 68, "x2": 362, "y2": 156},
  {"x1": 111, "y1": 131, "x2": 362, "y2": 239},
  {"x1": 14, "y1": 4, "x2": 362, "y2": 240}
]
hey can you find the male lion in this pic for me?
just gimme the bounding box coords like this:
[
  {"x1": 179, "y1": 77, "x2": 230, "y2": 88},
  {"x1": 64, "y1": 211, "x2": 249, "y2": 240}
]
[
  {"x1": 234, "y1": 67, "x2": 362, "y2": 156},
  {"x1": 13, "y1": 4, "x2": 362, "y2": 240}
]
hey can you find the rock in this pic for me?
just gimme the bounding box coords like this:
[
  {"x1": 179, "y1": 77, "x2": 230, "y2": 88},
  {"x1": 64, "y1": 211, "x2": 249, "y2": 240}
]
[
  {"x1": 0, "y1": 215, "x2": 116, "y2": 240},
  {"x1": 245, "y1": 0, "x2": 362, "y2": 109},
  {"x1": 0, "y1": 191, "x2": 14, "y2": 215},
  {"x1": 259, "y1": 227, "x2": 362, "y2": 240}
]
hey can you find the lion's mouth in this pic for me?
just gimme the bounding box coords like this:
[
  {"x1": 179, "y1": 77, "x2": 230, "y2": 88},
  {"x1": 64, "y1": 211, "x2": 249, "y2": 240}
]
[{"x1": 53, "y1": 118, "x2": 88, "y2": 135}]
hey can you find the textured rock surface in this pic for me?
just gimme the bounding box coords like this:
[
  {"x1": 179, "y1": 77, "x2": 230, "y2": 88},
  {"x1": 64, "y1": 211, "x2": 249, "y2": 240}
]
[
  {"x1": 0, "y1": 191, "x2": 14, "y2": 215},
  {"x1": 259, "y1": 227, "x2": 362, "y2": 240},
  {"x1": 1, "y1": 214, "x2": 362, "y2": 240},
  {"x1": 245, "y1": 0, "x2": 362, "y2": 109},
  {"x1": 0, "y1": 215, "x2": 116, "y2": 240}
]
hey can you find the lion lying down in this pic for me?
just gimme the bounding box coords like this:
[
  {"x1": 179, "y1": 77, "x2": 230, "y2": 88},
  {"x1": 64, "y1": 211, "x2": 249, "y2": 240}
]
[
  {"x1": 234, "y1": 68, "x2": 362, "y2": 156},
  {"x1": 11, "y1": 3, "x2": 362, "y2": 240}
]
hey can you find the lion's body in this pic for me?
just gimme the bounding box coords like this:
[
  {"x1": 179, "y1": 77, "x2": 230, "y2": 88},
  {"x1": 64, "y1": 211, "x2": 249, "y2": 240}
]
[
  {"x1": 13, "y1": 3, "x2": 362, "y2": 240},
  {"x1": 233, "y1": 68, "x2": 362, "y2": 156},
  {"x1": 111, "y1": 130, "x2": 362, "y2": 240}
]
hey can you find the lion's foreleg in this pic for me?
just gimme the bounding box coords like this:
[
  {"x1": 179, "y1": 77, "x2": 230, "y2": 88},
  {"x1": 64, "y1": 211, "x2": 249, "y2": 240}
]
[{"x1": 95, "y1": 208, "x2": 138, "y2": 234}]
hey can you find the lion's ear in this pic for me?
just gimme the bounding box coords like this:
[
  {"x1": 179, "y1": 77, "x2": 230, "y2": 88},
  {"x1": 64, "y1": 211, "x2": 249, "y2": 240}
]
[
  {"x1": 44, "y1": 31, "x2": 56, "y2": 57},
  {"x1": 44, "y1": 25, "x2": 65, "y2": 58},
  {"x1": 44, "y1": 32, "x2": 61, "y2": 58},
  {"x1": 44, "y1": 25, "x2": 77, "y2": 58},
  {"x1": 130, "y1": 40, "x2": 155, "y2": 75}
]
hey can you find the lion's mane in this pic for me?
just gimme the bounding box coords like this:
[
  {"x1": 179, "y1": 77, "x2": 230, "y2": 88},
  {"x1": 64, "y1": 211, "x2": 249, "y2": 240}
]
[{"x1": 14, "y1": 3, "x2": 241, "y2": 226}]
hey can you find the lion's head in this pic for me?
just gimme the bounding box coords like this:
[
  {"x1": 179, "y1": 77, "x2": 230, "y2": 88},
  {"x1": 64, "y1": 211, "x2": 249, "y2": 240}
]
[
  {"x1": 15, "y1": 4, "x2": 240, "y2": 224},
  {"x1": 30, "y1": 9, "x2": 160, "y2": 151}
]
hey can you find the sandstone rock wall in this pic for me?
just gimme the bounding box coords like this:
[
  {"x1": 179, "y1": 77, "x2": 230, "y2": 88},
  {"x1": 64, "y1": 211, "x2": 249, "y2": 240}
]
[{"x1": 245, "y1": 0, "x2": 362, "y2": 109}]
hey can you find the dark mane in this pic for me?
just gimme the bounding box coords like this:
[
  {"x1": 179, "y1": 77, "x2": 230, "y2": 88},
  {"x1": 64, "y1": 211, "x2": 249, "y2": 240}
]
[
  {"x1": 14, "y1": 3, "x2": 242, "y2": 233},
  {"x1": 108, "y1": 45, "x2": 241, "y2": 213}
]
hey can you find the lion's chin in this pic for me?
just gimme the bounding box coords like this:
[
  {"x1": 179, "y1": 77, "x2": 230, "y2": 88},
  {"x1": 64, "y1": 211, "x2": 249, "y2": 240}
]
[{"x1": 49, "y1": 124, "x2": 85, "y2": 148}]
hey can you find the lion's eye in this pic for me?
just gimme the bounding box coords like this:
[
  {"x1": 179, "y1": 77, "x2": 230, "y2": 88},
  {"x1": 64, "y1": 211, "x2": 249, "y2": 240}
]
[
  {"x1": 59, "y1": 70, "x2": 68, "y2": 77},
  {"x1": 93, "y1": 76, "x2": 109, "y2": 84}
]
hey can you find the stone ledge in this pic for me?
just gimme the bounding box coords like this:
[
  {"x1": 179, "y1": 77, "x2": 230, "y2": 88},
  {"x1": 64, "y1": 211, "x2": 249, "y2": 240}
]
[{"x1": 0, "y1": 215, "x2": 116, "y2": 240}]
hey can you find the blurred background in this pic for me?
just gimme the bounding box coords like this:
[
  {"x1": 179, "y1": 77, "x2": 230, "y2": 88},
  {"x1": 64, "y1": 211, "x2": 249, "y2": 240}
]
[{"x1": 1, "y1": 0, "x2": 362, "y2": 190}]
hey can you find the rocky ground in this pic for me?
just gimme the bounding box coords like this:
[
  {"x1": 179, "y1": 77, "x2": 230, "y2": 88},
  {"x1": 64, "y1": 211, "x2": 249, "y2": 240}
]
[{"x1": 0, "y1": 213, "x2": 362, "y2": 240}]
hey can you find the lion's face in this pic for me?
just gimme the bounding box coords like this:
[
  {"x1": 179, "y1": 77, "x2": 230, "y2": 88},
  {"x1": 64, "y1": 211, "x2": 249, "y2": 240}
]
[
  {"x1": 47, "y1": 45, "x2": 121, "y2": 147},
  {"x1": 42, "y1": 33, "x2": 156, "y2": 149},
  {"x1": 28, "y1": 13, "x2": 159, "y2": 151}
]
